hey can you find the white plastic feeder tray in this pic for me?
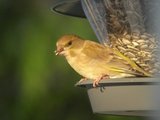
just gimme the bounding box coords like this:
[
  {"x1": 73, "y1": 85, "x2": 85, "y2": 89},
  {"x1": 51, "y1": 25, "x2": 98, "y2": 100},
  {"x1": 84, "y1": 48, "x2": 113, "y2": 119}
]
[{"x1": 76, "y1": 77, "x2": 159, "y2": 116}]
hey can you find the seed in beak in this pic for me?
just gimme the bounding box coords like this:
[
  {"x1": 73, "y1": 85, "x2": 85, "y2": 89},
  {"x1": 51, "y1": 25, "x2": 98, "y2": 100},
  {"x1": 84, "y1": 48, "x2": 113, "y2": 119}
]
[
  {"x1": 54, "y1": 50, "x2": 59, "y2": 55},
  {"x1": 54, "y1": 48, "x2": 64, "y2": 55}
]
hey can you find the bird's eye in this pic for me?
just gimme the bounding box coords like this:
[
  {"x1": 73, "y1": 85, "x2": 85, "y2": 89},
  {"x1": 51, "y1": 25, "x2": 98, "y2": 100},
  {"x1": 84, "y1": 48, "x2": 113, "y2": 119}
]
[{"x1": 67, "y1": 41, "x2": 72, "y2": 46}]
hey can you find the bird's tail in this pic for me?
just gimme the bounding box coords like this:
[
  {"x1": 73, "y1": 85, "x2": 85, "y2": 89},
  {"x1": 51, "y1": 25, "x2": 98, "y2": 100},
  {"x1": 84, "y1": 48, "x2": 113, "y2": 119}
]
[{"x1": 112, "y1": 48, "x2": 152, "y2": 77}]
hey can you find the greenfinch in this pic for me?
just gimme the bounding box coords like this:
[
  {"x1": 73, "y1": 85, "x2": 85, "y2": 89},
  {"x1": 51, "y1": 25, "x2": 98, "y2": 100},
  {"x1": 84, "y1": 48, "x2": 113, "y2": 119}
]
[{"x1": 55, "y1": 34, "x2": 151, "y2": 87}]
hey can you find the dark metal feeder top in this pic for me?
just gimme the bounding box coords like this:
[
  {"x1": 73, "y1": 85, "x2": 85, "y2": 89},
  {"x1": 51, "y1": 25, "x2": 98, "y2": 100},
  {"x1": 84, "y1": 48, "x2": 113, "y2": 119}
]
[{"x1": 51, "y1": 0, "x2": 85, "y2": 17}]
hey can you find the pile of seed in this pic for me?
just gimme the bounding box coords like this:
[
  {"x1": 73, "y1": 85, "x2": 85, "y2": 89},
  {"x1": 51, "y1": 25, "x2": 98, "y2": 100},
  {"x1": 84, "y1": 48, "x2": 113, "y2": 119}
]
[
  {"x1": 108, "y1": 32, "x2": 158, "y2": 74},
  {"x1": 103, "y1": 0, "x2": 159, "y2": 75}
]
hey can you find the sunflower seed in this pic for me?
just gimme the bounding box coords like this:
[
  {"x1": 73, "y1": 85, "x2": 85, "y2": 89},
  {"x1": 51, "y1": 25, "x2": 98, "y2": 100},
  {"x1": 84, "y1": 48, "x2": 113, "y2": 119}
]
[
  {"x1": 143, "y1": 33, "x2": 152, "y2": 38},
  {"x1": 140, "y1": 63, "x2": 148, "y2": 67},
  {"x1": 144, "y1": 68, "x2": 150, "y2": 71},
  {"x1": 137, "y1": 39, "x2": 146, "y2": 44},
  {"x1": 127, "y1": 45, "x2": 139, "y2": 51},
  {"x1": 126, "y1": 52, "x2": 135, "y2": 58},
  {"x1": 122, "y1": 38, "x2": 131, "y2": 45},
  {"x1": 149, "y1": 44, "x2": 155, "y2": 49},
  {"x1": 118, "y1": 46, "x2": 126, "y2": 52},
  {"x1": 132, "y1": 35, "x2": 140, "y2": 39},
  {"x1": 125, "y1": 35, "x2": 131, "y2": 39},
  {"x1": 141, "y1": 44, "x2": 148, "y2": 49},
  {"x1": 132, "y1": 41, "x2": 139, "y2": 47},
  {"x1": 136, "y1": 61, "x2": 141, "y2": 64},
  {"x1": 131, "y1": 58, "x2": 138, "y2": 61},
  {"x1": 149, "y1": 38, "x2": 156, "y2": 43},
  {"x1": 141, "y1": 35, "x2": 148, "y2": 39}
]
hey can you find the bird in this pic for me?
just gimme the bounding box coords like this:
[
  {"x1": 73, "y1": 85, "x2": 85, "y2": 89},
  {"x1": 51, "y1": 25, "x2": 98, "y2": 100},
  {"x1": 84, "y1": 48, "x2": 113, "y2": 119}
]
[{"x1": 55, "y1": 34, "x2": 151, "y2": 87}]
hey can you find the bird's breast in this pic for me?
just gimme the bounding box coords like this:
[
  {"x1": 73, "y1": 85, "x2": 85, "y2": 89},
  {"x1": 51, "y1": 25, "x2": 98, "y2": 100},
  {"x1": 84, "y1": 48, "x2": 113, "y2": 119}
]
[{"x1": 65, "y1": 51, "x2": 108, "y2": 79}]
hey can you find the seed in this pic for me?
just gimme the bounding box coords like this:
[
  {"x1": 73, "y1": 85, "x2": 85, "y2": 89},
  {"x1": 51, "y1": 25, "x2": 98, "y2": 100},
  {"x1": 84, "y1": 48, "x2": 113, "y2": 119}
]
[
  {"x1": 131, "y1": 58, "x2": 138, "y2": 61},
  {"x1": 149, "y1": 44, "x2": 155, "y2": 49},
  {"x1": 118, "y1": 46, "x2": 126, "y2": 52},
  {"x1": 137, "y1": 51, "x2": 141, "y2": 55},
  {"x1": 147, "y1": 54, "x2": 152, "y2": 58},
  {"x1": 137, "y1": 39, "x2": 146, "y2": 44},
  {"x1": 125, "y1": 35, "x2": 131, "y2": 39},
  {"x1": 132, "y1": 35, "x2": 140, "y2": 39},
  {"x1": 138, "y1": 51, "x2": 148, "y2": 57},
  {"x1": 117, "y1": 38, "x2": 123, "y2": 45},
  {"x1": 132, "y1": 41, "x2": 139, "y2": 47},
  {"x1": 144, "y1": 68, "x2": 150, "y2": 71},
  {"x1": 126, "y1": 52, "x2": 135, "y2": 58},
  {"x1": 141, "y1": 44, "x2": 148, "y2": 49},
  {"x1": 140, "y1": 63, "x2": 148, "y2": 67},
  {"x1": 122, "y1": 38, "x2": 131, "y2": 45},
  {"x1": 136, "y1": 61, "x2": 141, "y2": 64},
  {"x1": 123, "y1": 31, "x2": 127, "y2": 36},
  {"x1": 149, "y1": 38, "x2": 156, "y2": 43},
  {"x1": 143, "y1": 33, "x2": 152, "y2": 38},
  {"x1": 145, "y1": 51, "x2": 150, "y2": 55},
  {"x1": 109, "y1": 34, "x2": 116, "y2": 39},
  {"x1": 127, "y1": 45, "x2": 139, "y2": 51},
  {"x1": 141, "y1": 35, "x2": 148, "y2": 39},
  {"x1": 132, "y1": 32, "x2": 140, "y2": 38},
  {"x1": 139, "y1": 43, "x2": 145, "y2": 46},
  {"x1": 144, "y1": 58, "x2": 151, "y2": 62},
  {"x1": 149, "y1": 70, "x2": 153, "y2": 73}
]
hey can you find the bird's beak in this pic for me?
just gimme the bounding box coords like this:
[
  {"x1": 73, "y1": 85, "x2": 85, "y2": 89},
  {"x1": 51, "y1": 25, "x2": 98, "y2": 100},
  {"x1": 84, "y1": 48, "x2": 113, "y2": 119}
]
[{"x1": 55, "y1": 47, "x2": 64, "y2": 56}]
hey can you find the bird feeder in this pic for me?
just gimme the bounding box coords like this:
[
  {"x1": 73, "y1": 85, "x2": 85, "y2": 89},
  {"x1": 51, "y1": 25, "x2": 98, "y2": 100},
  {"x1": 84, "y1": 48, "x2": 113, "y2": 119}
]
[{"x1": 52, "y1": 0, "x2": 160, "y2": 116}]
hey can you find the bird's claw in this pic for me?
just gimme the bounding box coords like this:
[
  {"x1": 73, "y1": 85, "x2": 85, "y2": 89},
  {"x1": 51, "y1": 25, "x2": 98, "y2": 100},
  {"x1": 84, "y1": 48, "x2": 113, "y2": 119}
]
[
  {"x1": 93, "y1": 80, "x2": 100, "y2": 87},
  {"x1": 93, "y1": 75, "x2": 109, "y2": 87}
]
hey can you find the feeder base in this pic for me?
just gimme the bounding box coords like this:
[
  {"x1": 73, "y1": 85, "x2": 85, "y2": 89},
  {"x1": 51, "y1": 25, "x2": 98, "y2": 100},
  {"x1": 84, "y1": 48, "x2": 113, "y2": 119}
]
[{"x1": 76, "y1": 77, "x2": 159, "y2": 116}]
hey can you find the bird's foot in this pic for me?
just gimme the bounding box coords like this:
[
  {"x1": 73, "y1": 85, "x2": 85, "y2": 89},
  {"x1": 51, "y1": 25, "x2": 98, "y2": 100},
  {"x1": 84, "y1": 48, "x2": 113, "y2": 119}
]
[
  {"x1": 93, "y1": 75, "x2": 109, "y2": 87},
  {"x1": 78, "y1": 77, "x2": 88, "y2": 84}
]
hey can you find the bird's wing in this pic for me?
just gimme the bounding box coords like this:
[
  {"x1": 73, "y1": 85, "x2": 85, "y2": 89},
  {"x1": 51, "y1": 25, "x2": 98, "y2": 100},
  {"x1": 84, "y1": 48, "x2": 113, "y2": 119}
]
[
  {"x1": 82, "y1": 41, "x2": 138, "y2": 75},
  {"x1": 82, "y1": 41, "x2": 151, "y2": 76},
  {"x1": 105, "y1": 56, "x2": 143, "y2": 76},
  {"x1": 82, "y1": 40, "x2": 114, "y2": 62}
]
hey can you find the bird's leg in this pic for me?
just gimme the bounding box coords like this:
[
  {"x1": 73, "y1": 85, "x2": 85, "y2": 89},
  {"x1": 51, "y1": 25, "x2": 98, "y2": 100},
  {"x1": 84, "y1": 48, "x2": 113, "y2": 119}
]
[
  {"x1": 78, "y1": 77, "x2": 88, "y2": 84},
  {"x1": 93, "y1": 75, "x2": 110, "y2": 87}
]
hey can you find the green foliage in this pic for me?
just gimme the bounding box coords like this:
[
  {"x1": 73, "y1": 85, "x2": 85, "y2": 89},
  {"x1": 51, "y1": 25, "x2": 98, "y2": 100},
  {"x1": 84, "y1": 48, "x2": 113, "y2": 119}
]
[{"x1": 0, "y1": 0, "x2": 146, "y2": 120}]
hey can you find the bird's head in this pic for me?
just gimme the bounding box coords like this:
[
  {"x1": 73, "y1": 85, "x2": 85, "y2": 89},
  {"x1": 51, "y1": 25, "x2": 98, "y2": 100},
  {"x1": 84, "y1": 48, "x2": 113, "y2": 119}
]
[{"x1": 55, "y1": 34, "x2": 84, "y2": 56}]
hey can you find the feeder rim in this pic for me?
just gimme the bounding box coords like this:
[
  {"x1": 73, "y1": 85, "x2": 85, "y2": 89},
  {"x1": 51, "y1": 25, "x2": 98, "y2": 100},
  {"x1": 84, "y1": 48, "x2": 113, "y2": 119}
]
[{"x1": 75, "y1": 77, "x2": 160, "y2": 88}]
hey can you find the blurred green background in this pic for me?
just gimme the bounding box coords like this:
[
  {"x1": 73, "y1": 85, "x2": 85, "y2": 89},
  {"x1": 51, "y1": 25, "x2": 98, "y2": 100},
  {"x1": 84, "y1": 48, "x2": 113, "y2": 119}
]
[{"x1": 0, "y1": 0, "x2": 147, "y2": 120}]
